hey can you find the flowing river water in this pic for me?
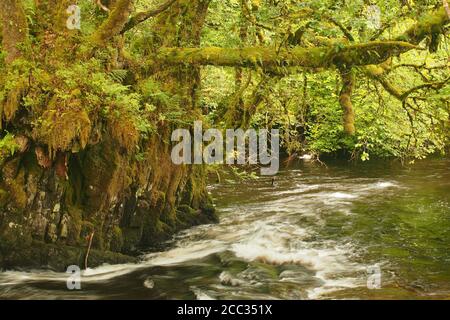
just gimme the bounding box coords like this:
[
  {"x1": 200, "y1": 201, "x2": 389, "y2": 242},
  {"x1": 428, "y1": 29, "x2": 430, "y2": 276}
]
[{"x1": 0, "y1": 158, "x2": 449, "y2": 299}]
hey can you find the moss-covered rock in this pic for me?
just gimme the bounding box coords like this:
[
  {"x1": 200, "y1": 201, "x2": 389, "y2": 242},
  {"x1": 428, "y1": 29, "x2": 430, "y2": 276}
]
[
  {"x1": 0, "y1": 0, "x2": 218, "y2": 272},
  {"x1": 0, "y1": 240, "x2": 137, "y2": 271}
]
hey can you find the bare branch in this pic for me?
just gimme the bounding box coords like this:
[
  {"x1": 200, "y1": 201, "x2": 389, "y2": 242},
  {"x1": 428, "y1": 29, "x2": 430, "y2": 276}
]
[
  {"x1": 96, "y1": 0, "x2": 110, "y2": 12},
  {"x1": 325, "y1": 15, "x2": 355, "y2": 42}
]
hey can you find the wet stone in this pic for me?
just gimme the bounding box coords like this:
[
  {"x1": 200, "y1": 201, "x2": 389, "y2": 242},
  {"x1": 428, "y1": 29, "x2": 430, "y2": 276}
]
[
  {"x1": 46, "y1": 223, "x2": 58, "y2": 243},
  {"x1": 31, "y1": 213, "x2": 48, "y2": 239}
]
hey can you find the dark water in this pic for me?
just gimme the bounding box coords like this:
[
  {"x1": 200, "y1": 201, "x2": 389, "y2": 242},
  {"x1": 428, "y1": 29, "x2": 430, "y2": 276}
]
[{"x1": 1, "y1": 158, "x2": 449, "y2": 299}]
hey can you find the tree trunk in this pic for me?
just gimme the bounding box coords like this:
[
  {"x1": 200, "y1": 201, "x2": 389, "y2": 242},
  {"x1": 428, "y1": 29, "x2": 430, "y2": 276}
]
[
  {"x1": 339, "y1": 69, "x2": 356, "y2": 136},
  {"x1": 0, "y1": 0, "x2": 28, "y2": 63}
]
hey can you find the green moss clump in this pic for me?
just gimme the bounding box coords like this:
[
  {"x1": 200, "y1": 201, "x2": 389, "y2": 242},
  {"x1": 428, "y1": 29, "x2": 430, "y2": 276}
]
[
  {"x1": 0, "y1": 188, "x2": 8, "y2": 208},
  {"x1": 66, "y1": 206, "x2": 83, "y2": 246},
  {"x1": 32, "y1": 100, "x2": 91, "y2": 158},
  {"x1": 176, "y1": 204, "x2": 200, "y2": 228},
  {"x1": 201, "y1": 204, "x2": 218, "y2": 223},
  {"x1": 6, "y1": 170, "x2": 27, "y2": 209},
  {"x1": 110, "y1": 226, "x2": 124, "y2": 252}
]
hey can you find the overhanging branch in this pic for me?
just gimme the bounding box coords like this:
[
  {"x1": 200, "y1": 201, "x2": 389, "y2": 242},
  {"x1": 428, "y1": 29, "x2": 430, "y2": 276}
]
[
  {"x1": 395, "y1": 7, "x2": 449, "y2": 44},
  {"x1": 156, "y1": 41, "x2": 417, "y2": 69},
  {"x1": 121, "y1": 0, "x2": 178, "y2": 34},
  {"x1": 364, "y1": 65, "x2": 450, "y2": 102},
  {"x1": 325, "y1": 15, "x2": 355, "y2": 42},
  {"x1": 149, "y1": 7, "x2": 447, "y2": 71},
  {"x1": 91, "y1": 0, "x2": 135, "y2": 46},
  {"x1": 363, "y1": 7, "x2": 449, "y2": 101}
]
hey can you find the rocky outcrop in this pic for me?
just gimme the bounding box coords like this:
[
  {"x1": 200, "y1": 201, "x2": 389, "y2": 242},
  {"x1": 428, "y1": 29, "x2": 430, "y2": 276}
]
[{"x1": 0, "y1": 135, "x2": 217, "y2": 271}]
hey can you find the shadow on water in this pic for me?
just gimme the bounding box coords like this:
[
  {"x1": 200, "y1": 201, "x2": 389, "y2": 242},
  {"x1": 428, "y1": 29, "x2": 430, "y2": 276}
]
[{"x1": 0, "y1": 158, "x2": 449, "y2": 299}]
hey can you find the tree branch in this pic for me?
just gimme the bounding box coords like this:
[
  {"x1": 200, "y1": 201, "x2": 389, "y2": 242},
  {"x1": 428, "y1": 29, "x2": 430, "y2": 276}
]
[
  {"x1": 364, "y1": 65, "x2": 450, "y2": 101},
  {"x1": 395, "y1": 7, "x2": 449, "y2": 44},
  {"x1": 363, "y1": 7, "x2": 449, "y2": 101},
  {"x1": 121, "y1": 0, "x2": 177, "y2": 34},
  {"x1": 149, "y1": 7, "x2": 446, "y2": 72},
  {"x1": 91, "y1": 0, "x2": 135, "y2": 46},
  {"x1": 325, "y1": 15, "x2": 355, "y2": 42},
  {"x1": 156, "y1": 41, "x2": 417, "y2": 69},
  {"x1": 364, "y1": 65, "x2": 404, "y2": 100},
  {"x1": 96, "y1": 0, "x2": 110, "y2": 12},
  {"x1": 399, "y1": 77, "x2": 450, "y2": 100}
]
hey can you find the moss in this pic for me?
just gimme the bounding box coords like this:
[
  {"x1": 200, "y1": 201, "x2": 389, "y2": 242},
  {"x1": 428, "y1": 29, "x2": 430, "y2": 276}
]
[
  {"x1": 157, "y1": 41, "x2": 417, "y2": 70},
  {"x1": 82, "y1": 140, "x2": 122, "y2": 213},
  {"x1": 80, "y1": 221, "x2": 94, "y2": 240},
  {"x1": 0, "y1": 188, "x2": 8, "y2": 208},
  {"x1": 176, "y1": 203, "x2": 217, "y2": 229},
  {"x1": 0, "y1": 0, "x2": 28, "y2": 63},
  {"x1": 110, "y1": 226, "x2": 124, "y2": 252},
  {"x1": 200, "y1": 203, "x2": 218, "y2": 223},
  {"x1": 339, "y1": 69, "x2": 356, "y2": 136},
  {"x1": 4, "y1": 168, "x2": 27, "y2": 209},
  {"x1": 91, "y1": 0, "x2": 135, "y2": 46},
  {"x1": 108, "y1": 114, "x2": 139, "y2": 153},
  {"x1": 121, "y1": 226, "x2": 144, "y2": 253},
  {"x1": 32, "y1": 102, "x2": 91, "y2": 157},
  {"x1": 0, "y1": 239, "x2": 138, "y2": 272},
  {"x1": 176, "y1": 204, "x2": 200, "y2": 228},
  {"x1": 66, "y1": 206, "x2": 82, "y2": 246},
  {"x1": 2, "y1": 79, "x2": 27, "y2": 123},
  {"x1": 152, "y1": 190, "x2": 166, "y2": 206},
  {"x1": 66, "y1": 155, "x2": 83, "y2": 205},
  {"x1": 138, "y1": 208, "x2": 175, "y2": 250},
  {"x1": 399, "y1": 8, "x2": 449, "y2": 44}
]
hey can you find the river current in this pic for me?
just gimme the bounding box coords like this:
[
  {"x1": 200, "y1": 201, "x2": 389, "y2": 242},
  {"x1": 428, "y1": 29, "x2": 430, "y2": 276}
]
[{"x1": 1, "y1": 158, "x2": 449, "y2": 299}]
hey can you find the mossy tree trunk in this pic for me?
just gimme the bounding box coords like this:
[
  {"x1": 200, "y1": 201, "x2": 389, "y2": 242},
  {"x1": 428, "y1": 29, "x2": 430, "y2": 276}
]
[
  {"x1": 0, "y1": 0, "x2": 216, "y2": 270},
  {"x1": 0, "y1": 0, "x2": 28, "y2": 63},
  {"x1": 339, "y1": 69, "x2": 356, "y2": 136}
]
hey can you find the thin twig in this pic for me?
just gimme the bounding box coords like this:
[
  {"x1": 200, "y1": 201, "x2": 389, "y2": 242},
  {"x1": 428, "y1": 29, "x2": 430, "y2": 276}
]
[
  {"x1": 84, "y1": 232, "x2": 95, "y2": 270},
  {"x1": 121, "y1": 0, "x2": 178, "y2": 33}
]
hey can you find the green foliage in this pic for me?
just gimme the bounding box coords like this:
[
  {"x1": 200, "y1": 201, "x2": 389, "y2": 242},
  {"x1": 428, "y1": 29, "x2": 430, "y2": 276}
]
[
  {"x1": 0, "y1": 133, "x2": 18, "y2": 160},
  {"x1": 0, "y1": 0, "x2": 448, "y2": 165},
  {"x1": 198, "y1": 0, "x2": 450, "y2": 162},
  {"x1": 22, "y1": 0, "x2": 36, "y2": 27}
]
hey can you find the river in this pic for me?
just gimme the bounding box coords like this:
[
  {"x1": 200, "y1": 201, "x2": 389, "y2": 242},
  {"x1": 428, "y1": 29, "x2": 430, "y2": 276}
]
[{"x1": 0, "y1": 158, "x2": 449, "y2": 299}]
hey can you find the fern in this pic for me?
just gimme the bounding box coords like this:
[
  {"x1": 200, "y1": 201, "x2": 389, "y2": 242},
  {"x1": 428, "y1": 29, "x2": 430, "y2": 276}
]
[{"x1": 108, "y1": 69, "x2": 128, "y2": 83}]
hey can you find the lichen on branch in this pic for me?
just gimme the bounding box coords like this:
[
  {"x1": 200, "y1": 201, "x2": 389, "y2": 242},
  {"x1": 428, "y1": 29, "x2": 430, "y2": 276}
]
[
  {"x1": 155, "y1": 41, "x2": 417, "y2": 69},
  {"x1": 396, "y1": 7, "x2": 449, "y2": 45},
  {"x1": 91, "y1": 0, "x2": 135, "y2": 46},
  {"x1": 121, "y1": 0, "x2": 178, "y2": 34}
]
